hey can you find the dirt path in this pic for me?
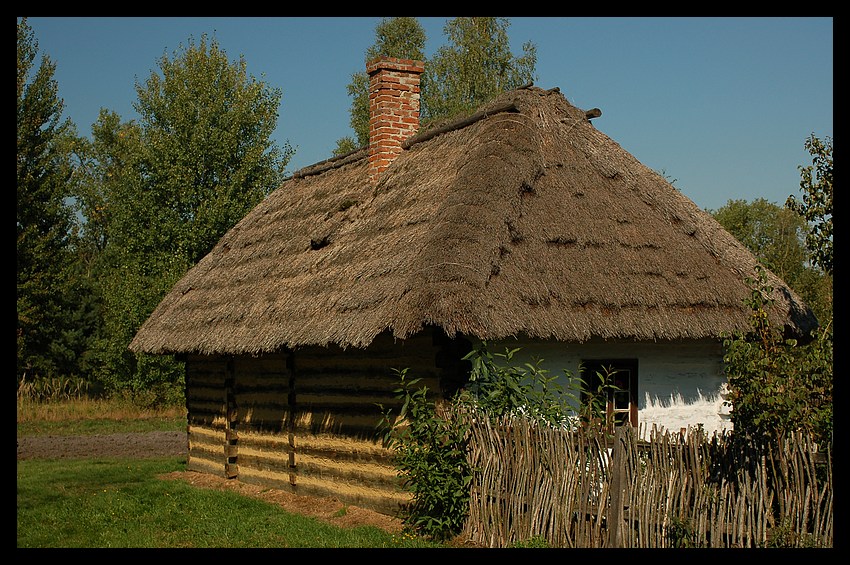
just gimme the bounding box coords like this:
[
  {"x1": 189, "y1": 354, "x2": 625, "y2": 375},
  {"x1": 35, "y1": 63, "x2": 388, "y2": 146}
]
[{"x1": 17, "y1": 431, "x2": 186, "y2": 460}]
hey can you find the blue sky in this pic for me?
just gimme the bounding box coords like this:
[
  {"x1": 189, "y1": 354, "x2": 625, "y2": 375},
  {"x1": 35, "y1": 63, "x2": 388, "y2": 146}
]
[{"x1": 25, "y1": 16, "x2": 832, "y2": 212}]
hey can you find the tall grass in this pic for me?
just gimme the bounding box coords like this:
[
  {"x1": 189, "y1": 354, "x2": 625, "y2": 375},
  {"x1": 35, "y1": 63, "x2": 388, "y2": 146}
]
[{"x1": 17, "y1": 388, "x2": 186, "y2": 437}]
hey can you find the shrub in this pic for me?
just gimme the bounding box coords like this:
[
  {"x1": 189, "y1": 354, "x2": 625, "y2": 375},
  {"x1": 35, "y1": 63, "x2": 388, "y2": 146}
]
[
  {"x1": 377, "y1": 368, "x2": 471, "y2": 541},
  {"x1": 458, "y1": 343, "x2": 577, "y2": 428},
  {"x1": 378, "y1": 344, "x2": 604, "y2": 541},
  {"x1": 723, "y1": 266, "x2": 832, "y2": 450}
]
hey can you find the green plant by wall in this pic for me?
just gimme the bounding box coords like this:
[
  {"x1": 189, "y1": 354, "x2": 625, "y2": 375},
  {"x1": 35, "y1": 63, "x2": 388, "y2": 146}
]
[
  {"x1": 511, "y1": 535, "x2": 551, "y2": 548},
  {"x1": 761, "y1": 517, "x2": 820, "y2": 548},
  {"x1": 458, "y1": 342, "x2": 581, "y2": 428},
  {"x1": 377, "y1": 368, "x2": 472, "y2": 541},
  {"x1": 723, "y1": 266, "x2": 833, "y2": 450},
  {"x1": 378, "y1": 344, "x2": 611, "y2": 542},
  {"x1": 667, "y1": 516, "x2": 701, "y2": 548}
]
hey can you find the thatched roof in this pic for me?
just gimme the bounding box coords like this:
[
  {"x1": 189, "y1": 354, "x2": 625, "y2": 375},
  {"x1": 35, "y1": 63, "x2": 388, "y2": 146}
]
[{"x1": 130, "y1": 85, "x2": 817, "y2": 356}]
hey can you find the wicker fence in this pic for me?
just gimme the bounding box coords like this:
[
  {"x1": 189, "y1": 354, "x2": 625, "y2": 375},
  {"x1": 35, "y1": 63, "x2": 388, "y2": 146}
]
[{"x1": 458, "y1": 412, "x2": 832, "y2": 548}]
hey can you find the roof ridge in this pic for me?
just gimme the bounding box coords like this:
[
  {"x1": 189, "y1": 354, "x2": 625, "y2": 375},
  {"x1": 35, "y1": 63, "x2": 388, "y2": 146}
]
[
  {"x1": 291, "y1": 147, "x2": 368, "y2": 179},
  {"x1": 402, "y1": 98, "x2": 521, "y2": 150}
]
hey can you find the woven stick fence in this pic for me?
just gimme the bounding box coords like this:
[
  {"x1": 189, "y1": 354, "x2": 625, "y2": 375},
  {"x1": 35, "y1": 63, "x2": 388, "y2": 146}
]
[{"x1": 458, "y1": 410, "x2": 832, "y2": 548}]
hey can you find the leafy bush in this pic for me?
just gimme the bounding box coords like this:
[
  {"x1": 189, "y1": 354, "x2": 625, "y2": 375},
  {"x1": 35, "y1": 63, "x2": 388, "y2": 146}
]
[
  {"x1": 723, "y1": 266, "x2": 833, "y2": 450},
  {"x1": 458, "y1": 343, "x2": 578, "y2": 428},
  {"x1": 667, "y1": 516, "x2": 700, "y2": 548},
  {"x1": 378, "y1": 368, "x2": 471, "y2": 541},
  {"x1": 378, "y1": 344, "x2": 609, "y2": 541}
]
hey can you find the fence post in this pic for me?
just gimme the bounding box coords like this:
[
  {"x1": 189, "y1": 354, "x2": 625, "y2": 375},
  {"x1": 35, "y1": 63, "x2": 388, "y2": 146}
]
[{"x1": 607, "y1": 432, "x2": 627, "y2": 548}]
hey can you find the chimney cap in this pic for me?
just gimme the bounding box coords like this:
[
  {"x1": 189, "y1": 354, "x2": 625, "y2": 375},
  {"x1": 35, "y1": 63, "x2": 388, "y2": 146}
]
[{"x1": 366, "y1": 56, "x2": 425, "y2": 75}]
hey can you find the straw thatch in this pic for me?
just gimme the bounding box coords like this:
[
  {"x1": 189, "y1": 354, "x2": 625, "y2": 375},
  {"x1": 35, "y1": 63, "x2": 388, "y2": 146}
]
[{"x1": 130, "y1": 85, "x2": 816, "y2": 356}]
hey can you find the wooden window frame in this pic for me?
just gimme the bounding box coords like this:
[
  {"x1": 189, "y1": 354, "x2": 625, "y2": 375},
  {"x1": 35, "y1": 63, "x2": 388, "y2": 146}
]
[{"x1": 580, "y1": 358, "x2": 639, "y2": 431}]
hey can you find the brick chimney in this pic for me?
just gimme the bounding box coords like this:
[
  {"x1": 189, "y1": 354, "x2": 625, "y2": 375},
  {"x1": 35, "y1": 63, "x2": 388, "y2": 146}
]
[{"x1": 367, "y1": 56, "x2": 425, "y2": 185}]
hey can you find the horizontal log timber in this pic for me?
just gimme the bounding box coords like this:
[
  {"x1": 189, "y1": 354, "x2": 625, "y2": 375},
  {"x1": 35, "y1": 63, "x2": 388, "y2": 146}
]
[
  {"x1": 186, "y1": 404, "x2": 227, "y2": 420},
  {"x1": 188, "y1": 387, "x2": 232, "y2": 402},
  {"x1": 186, "y1": 454, "x2": 224, "y2": 476},
  {"x1": 178, "y1": 329, "x2": 473, "y2": 514},
  {"x1": 294, "y1": 355, "x2": 439, "y2": 374},
  {"x1": 235, "y1": 468, "x2": 410, "y2": 516},
  {"x1": 292, "y1": 392, "x2": 401, "y2": 407},
  {"x1": 234, "y1": 448, "x2": 398, "y2": 488},
  {"x1": 186, "y1": 375, "x2": 226, "y2": 388}
]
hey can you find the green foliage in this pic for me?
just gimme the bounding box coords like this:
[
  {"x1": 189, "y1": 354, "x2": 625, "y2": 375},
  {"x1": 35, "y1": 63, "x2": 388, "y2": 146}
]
[
  {"x1": 667, "y1": 516, "x2": 701, "y2": 548},
  {"x1": 459, "y1": 342, "x2": 576, "y2": 428},
  {"x1": 341, "y1": 17, "x2": 536, "y2": 150},
  {"x1": 576, "y1": 364, "x2": 626, "y2": 434},
  {"x1": 463, "y1": 342, "x2": 620, "y2": 433},
  {"x1": 786, "y1": 134, "x2": 833, "y2": 276},
  {"x1": 378, "y1": 344, "x2": 608, "y2": 541},
  {"x1": 761, "y1": 517, "x2": 821, "y2": 548},
  {"x1": 422, "y1": 17, "x2": 537, "y2": 125},
  {"x1": 333, "y1": 136, "x2": 360, "y2": 157},
  {"x1": 76, "y1": 34, "x2": 292, "y2": 401},
  {"x1": 368, "y1": 16, "x2": 428, "y2": 61},
  {"x1": 17, "y1": 18, "x2": 91, "y2": 384},
  {"x1": 722, "y1": 266, "x2": 832, "y2": 449},
  {"x1": 377, "y1": 368, "x2": 471, "y2": 541},
  {"x1": 133, "y1": 33, "x2": 292, "y2": 264},
  {"x1": 711, "y1": 198, "x2": 809, "y2": 285},
  {"x1": 511, "y1": 535, "x2": 551, "y2": 548},
  {"x1": 711, "y1": 197, "x2": 832, "y2": 326}
]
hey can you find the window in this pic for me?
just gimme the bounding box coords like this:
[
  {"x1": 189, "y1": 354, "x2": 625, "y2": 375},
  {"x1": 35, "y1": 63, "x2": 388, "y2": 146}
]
[{"x1": 580, "y1": 359, "x2": 638, "y2": 431}]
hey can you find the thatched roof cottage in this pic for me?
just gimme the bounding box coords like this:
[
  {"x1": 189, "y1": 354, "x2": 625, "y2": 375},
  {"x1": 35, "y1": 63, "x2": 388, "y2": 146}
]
[{"x1": 130, "y1": 57, "x2": 816, "y2": 513}]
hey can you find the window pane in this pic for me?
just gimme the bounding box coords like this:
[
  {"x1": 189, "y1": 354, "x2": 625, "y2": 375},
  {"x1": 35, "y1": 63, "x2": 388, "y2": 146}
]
[
  {"x1": 614, "y1": 390, "x2": 630, "y2": 410},
  {"x1": 613, "y1": 369, "x2": 630, "y2": 390}
]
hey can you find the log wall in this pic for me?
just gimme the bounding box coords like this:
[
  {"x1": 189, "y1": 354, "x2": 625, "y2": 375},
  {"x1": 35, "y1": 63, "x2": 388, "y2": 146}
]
[{"x1": 183, "y1": 329, "x2": 461, "y2": 515}]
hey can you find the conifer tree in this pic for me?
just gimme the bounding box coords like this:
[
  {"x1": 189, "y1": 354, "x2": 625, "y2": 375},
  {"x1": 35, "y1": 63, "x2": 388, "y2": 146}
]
[{"x1": 17, "y1": 17, "x2": 82, "y2": 383}]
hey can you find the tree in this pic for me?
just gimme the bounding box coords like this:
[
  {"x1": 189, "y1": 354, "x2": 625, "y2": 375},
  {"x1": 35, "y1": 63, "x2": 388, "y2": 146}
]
[
  {"x1": 17, "y1": 18, "x2": 84, "y2": 383},
  {"x1": 720, "y1": 136, "x2": 834, "y2": 453},
  {"x1": 79, "y1": 110, "x2": 167, "y2": 401},
  {"x1": 786, "y1": 135, "x2": 832, "y2": 276},
  {"x1": 133, "y1": 34, "x2": 292, "y2": 264},
  {"x1": 712, "y1": 198, "x2": 807, "y2": 283},
  {"x1": 80, "y1": 34, "x2": 292, "y2": 404},
  {"x1": 336, "y1": 17, "x2": 427, "y2": 153},
  {"x1": 337, "y1": 17, "x2": 537, "y2": 155},
  {"x1": 422, "y1": 17, "x2": 537, "y2": 125},
  {"x1": 712, "y1": 198, "x2": 831, "y2": 328}
]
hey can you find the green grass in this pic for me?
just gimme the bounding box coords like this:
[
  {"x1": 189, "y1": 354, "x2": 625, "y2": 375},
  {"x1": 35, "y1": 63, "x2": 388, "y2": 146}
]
[
  {"x1": 17, "y1": 398, "x2": 442, "y2": 549},
  {"x1": 17, "y1": 456, "x2": 439, "y2": 548}
]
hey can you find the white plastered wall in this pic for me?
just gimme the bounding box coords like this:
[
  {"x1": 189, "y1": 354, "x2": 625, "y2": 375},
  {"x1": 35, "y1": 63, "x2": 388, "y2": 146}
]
[{"x1": 483, "y1": 337, "x2": 733, "y2": 438}]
